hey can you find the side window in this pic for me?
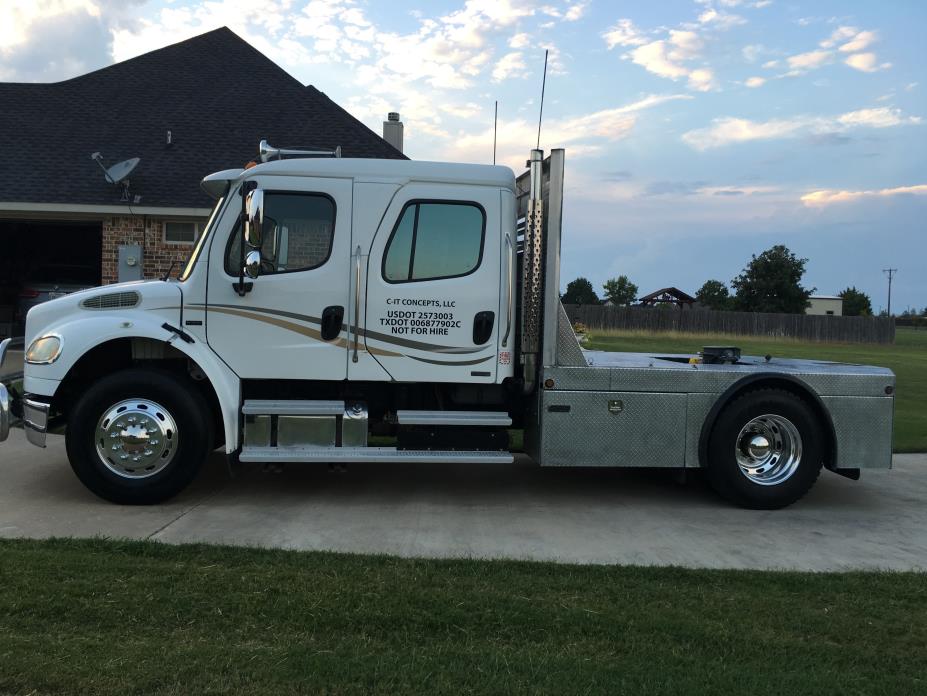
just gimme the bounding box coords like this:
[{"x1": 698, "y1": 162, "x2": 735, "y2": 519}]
[
  {"x1": 225, "y1": 192, "x2": 335, "y2": 275},
  {"x1": 383, "y1": 201, "x2": 485, "y2": 283}
]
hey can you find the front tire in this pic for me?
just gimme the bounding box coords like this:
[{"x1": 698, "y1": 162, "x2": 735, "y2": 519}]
[
  {"x1": 65, "y1": 368, "x2": 213, "y2": 504},
  {"x1": 706, "y1": 389, "x2": 824, "y2": 509}
]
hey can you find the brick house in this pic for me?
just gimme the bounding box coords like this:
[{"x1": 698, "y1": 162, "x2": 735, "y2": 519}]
[{"x1": 0, "y1": 27, "x2": 403, "y2": 332}]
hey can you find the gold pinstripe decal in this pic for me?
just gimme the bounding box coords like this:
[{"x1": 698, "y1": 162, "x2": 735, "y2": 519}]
[{"x1": 202, "y1": 305, "x2": 495, "y2": 366}]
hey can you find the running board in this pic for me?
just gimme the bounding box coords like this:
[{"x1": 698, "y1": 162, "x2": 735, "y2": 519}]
[
  {"x1": 238, "y1": 447, "x2": 514, "y2": 464},
  {"x1": 395, "y1": 410, "x2": 512, "y2": 427},
  {"x1": 242, "y1": 399, "x2": 344, "y2": 416}
]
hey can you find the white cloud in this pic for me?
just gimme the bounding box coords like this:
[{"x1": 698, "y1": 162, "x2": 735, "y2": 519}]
[
  {"x1": 629, "y1": 30, "x2": 716, "y2": 91},
  {"x1": 564, "y1": 2, "x2": 587, "y2": 21},
  {"x1": 682, "y1": 107, "x2": 922, "y2": 150},
  {"x1": 631, "y1": 39, "x2": 689, "y2": 80},
  {"x1": 786, "y1": 49, "x2": 831, "y2": 72},
  {"x1": 492, "y1": 51, "x2": 528, "y2": 82},
  {"x1": 801, "y1": 184, "x2": 927, "y2": 207},
  {"x1": 845, "y1": 52, "x2": 890, "y2": 73},
  {"x1": 446, "y1": 93, "x2": 693, "y2": 168},
  {"x1": 602, "y1": 18, "x2": 647, "y2": 48},
  {"x1": 820, "y1": 25, "x2": 858, "y2": 49},
  {"x1": 906, "y1": 82, "x2": 919, "y2": 91},
  {"x1": 0, "y1": 0, "x2": 144, "y2": 81},
  {"x1": 762, "y1": 59, "x2": 779, "y2": 68},
  {"x1": 745, "y1": 76, "x2": 765, "y2": 88},
  {"x1": 839, "y1": 29, "x2": 877, "y2": 53},
  {"x1": 801, "y1": 26, "x2": 889, "y2": 76},
  {"x1": 836, "y1": 107, "x2": 918, "y2": 128},
  {"x1": 742, "y1": 43, "x2": 764, "y2": 62},
  {"x1": 687, "y1": 68, "x2": 716, "y2": 92},
  {"x1": 508, "y1": 32, "x2": 530, "y2": 48},
  {"x1": 697, "y1": 7, "x2": 746, "y2": 30}
]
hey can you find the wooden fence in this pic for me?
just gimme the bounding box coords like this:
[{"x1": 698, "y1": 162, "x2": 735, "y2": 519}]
[{"x1": 563, "y1": 305, "x2": 896, "y2": 344}]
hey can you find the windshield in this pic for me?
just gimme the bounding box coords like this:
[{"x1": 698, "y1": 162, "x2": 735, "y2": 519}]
[{"x1": 179, "y1": 195, "x2": 227, "y2": 281}]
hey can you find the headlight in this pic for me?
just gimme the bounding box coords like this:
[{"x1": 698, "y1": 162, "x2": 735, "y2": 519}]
[{"x1": 25, "y1": 335, "x2": 63, "y2": 364}]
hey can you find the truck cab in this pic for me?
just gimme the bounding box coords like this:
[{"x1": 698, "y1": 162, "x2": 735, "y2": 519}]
[
  {"x1": 0, "y1": 145, "x2": 895, "y2": 510},
  {"x1": 190, "y1": 157, "x2": 515, "y2": 386}
]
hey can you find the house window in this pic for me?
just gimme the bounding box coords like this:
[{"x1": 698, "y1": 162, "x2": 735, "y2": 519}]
[
  {"x1": 224, "y1": 192, "x2": 336, "y2": 275},
  {"x1": 383, "y1": 201, "x2": 485, "y2": 283},
  {"x1": 163, "y1": 221, "x2": 201, "y2": 245}
]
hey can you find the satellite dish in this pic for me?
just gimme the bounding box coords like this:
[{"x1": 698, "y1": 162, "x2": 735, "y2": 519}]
[{"x1": 104, "y1": 157, "x2": 140, "y2": 184}]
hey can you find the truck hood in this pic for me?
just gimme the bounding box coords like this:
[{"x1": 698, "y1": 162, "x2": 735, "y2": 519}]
[{"x1": 25, "y1": 280, "x2": 183, "y2": 346}]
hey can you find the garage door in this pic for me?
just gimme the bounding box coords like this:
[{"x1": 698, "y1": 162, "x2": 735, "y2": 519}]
[{"x1": 0, "y1": 220, "x2": 102, "y2": 336}]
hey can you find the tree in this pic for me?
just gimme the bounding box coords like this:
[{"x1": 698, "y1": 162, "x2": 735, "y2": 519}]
[
  {"x1": 602, "y1": 275, "x2": 638, "y2": 306},
  {"x1": 562, "y1": 277, "x2": 600, "y2": 305},
  {"x1": 731, "y1": 245, "x2": 814, "y2": 314},
  {"x1": 838, "y1": 286, "x2": 872, "y2": 316},
  {"x1": 695, "y1": 279, "x2": 731, "y2": 311}
]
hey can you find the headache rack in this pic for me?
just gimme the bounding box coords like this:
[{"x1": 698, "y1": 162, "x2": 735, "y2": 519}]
[{"x1": 515, "y1": 149, "x2": 566, "y2": 393}]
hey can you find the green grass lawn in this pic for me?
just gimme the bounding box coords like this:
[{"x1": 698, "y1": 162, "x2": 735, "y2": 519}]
[
  {"x1": 584, "y1": 327, "x2": 927, "y2": 453},
  {"x1": 0, "y1": 538, "x2": 925, "y2": 695}
]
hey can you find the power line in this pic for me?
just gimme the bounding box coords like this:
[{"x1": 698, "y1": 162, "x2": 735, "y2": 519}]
[{"x1": 883, "y1": 268, "x2": 898, "y2": 316}]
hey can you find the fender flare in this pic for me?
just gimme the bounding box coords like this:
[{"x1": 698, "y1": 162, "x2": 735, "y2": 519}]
[{"x1": 697, "y1": 373, "x2": 837, "y2": 470}]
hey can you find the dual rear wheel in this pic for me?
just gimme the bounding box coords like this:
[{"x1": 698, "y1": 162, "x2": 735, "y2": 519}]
[{"x1": 706, "y1": 388, "x2": 824, "y2": 509}]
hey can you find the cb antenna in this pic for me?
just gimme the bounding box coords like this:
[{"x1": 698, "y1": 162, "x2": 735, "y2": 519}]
[
  {"x1": 536, "y1": 49, "x2": 549, "y2": 149},
  {"x1": 493, "y1": 100, "x2": 498, "y2": 165}
]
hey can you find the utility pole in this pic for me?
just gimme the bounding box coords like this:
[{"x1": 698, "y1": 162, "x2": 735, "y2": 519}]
[{"x1": 883, "y1": 268, "x2": 898, "y2": 316}]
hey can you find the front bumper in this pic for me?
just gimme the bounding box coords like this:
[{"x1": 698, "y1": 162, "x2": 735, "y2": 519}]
[
  {"x1": 22, "y1": 397, "x2": 50, "y2": 448},
  {"x1": 0, "y1": 386, "x2": 49, "y2": 447},
  {"x1": 0, "y1": 383, "x2": 9, "y2": 442}
]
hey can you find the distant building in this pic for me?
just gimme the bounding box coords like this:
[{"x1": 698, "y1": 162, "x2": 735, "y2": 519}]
[
  {"x1": 806, "y1": 295, "x2": 844, "y2": 316},
  {"x1": 638, "y1": 287, "x2": 697, "y2": 309}
]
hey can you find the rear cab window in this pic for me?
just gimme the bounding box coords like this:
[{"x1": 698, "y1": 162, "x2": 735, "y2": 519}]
[{"x1": 382, "y1": 201, "x2": 485, "y2": 283}]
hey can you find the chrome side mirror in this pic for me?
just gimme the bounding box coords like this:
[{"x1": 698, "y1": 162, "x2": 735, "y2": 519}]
[
  {"x1": 244, "y1": 189, "x2": 264, "y2": 248},
  {"x1": 244, "y1": 249, "x2": 261, "y2": 279}
]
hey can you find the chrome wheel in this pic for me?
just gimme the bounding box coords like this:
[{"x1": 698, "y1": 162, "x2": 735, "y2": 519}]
[
  {"x1": 94, "y1": 399, "x2": 178, "y2": 479},
  {"x1": 735, "y1": 414, "x2": 802, "y2": 486}
]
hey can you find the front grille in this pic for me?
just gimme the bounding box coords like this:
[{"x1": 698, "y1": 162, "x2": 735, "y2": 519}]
[{"x1": 80, "y1": 291, "x2": 141, "y2": 310}]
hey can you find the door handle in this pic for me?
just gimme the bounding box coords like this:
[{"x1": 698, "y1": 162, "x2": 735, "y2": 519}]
[
  {"x1": 473, "y1": 311, "x2": 495, "y2": 345},
  {"x1": 321, "y1": 305, "x2": 344, "y2": 341},
  {"x1": 503, "y1": 233, "x2": 513, "y2": 347},
  {"x1": 352, "y1": 245, "x2": 361, "y2": 363}
]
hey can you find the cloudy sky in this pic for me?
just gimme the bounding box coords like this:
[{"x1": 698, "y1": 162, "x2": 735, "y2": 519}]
[{"x1": 3, "y1": 0, "x2": 925, "y2": 311}]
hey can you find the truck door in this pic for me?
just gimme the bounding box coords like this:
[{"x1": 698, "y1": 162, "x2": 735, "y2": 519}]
[
  {"x1": 205, "y1": 176, "x2": 353, "y2": 379},
  {"x1": 356, "y1": 183, "x2": 501, "y2": 383}
]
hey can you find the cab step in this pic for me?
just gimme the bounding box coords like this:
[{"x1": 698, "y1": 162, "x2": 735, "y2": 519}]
[
  {"x1": 395, "y1": 410, "x2": 512, "y2": 427},
  {"x1": 238, "y1": 447, "x2": 514, "y2": 464},
  {"x1": 242, "y1": 399, "x2": 344, "y2": 416}
]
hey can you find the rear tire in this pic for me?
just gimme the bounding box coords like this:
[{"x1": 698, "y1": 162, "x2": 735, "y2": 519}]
[
  {"x1": 65, "y1": 368, "x2": 213, "y2": 504},
  {"x1": 706, "y1": 388, "x2": 823, "y2": 509}
]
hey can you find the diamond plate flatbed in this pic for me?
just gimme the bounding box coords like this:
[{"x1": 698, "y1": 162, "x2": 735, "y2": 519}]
[{"x1": 529, "y1": 340, "x2": 895, "y2": 472}]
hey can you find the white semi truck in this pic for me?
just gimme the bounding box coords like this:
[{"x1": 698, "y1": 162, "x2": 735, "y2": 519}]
[{"x1": 0, "y1": 145, "x2": 895, "y2": 508}]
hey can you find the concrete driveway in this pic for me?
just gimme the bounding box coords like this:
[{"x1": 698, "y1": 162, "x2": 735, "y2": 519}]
[{"x1": 1, "y1": 427, "x2": 925, "y2": 571}]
